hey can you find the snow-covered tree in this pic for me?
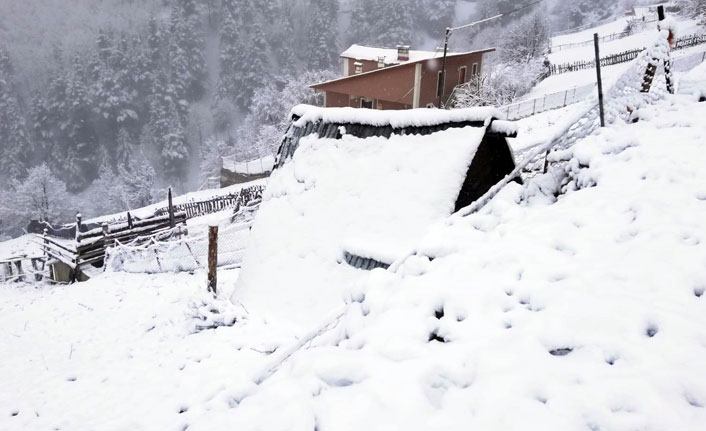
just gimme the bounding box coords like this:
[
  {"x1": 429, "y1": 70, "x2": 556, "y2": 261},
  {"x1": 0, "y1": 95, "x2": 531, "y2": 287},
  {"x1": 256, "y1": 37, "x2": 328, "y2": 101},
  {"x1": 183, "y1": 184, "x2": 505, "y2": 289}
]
[
  {"x1": 375, "y1": 0, "x2": 413, "y2": 46},
  {"x1": 306, "y1": 0, "x2": 340, "y2": 70},
  {"x1": 0, "y1": 46, "x2": 29, "y2": 180},
  {"x1": 234, "y1": 69, "x2": 336, "y2": 156},
  {"x1": 9, "y1": 163, "x2": 74, "y2": 225},
  {"x1": 87, "y1": 162, "x2": 125, "y2": 217},
  {"x1": 497, "y1": 12, "x2": 550, "y2": 64},
  {"x1": 200, "y1": 137, "x2": 227, "y2": 182},
  {"x1": 118, "y1": 157, "x2": 156, "y2": 209}
]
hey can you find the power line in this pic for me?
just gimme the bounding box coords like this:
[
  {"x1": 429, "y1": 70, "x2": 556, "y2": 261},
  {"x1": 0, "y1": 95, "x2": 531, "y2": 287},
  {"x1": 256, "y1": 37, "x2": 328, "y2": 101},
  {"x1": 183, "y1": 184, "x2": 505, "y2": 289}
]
[{"x1": 438, "y1": 0, "x2": 547, "y2": 107}]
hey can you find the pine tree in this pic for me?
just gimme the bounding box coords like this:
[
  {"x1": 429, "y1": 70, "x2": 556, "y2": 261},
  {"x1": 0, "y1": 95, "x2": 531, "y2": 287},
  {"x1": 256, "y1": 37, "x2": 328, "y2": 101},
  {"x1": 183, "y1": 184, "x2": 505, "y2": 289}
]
[
  {"x1": 348, "y1": 0, "x2": 376, "y2": 45},
  {"x1": 376, "y1": 0, "x2": 412, "y2": 47},
  {"x1": 149, "y1": 71, "x2": 188, "y2": 177},
  {"x1": 306, "y1": 0, "x2": 340, "y2": 70},
  {"x1": 60, "y1": 73, "x2": 99, "y2": 191},
  {"x1": 236, "y1": 23, "x2": 272, "y2": 108},
  {"x1": 115, "y1": 127, "x2": 135, "y2": 167},
  {"x1": 0, "y1": 46, "x2": 29, "y2": 180},
  {"x1": 215, "y1": 4, "x2": 241, "y2": 104}
]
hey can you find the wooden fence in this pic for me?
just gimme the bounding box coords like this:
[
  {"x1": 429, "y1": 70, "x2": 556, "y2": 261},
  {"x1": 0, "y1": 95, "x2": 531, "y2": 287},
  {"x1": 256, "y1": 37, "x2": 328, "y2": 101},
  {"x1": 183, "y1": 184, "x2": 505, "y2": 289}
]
[
  {"x1": 550, "y1": 48, "x2": 644, "y2": 75},
  {"x1": 549, "y1": 34, "x2": 706, "y2": 75},
  {"x1": 0, "y1": 255, "x2": 46, "y2": 283},
  {"x1": 154, "y1": 185, "x2": 264, "y2": 219},
  {"x1": 32, "y1": 212, "x2": 188, "y2": 282},
  {"x1": 20, "y1": 185, "x2": 265, "y2": 283},
  {"x1": 74, "y1": 212, "x2": 188, "y2": 269}
]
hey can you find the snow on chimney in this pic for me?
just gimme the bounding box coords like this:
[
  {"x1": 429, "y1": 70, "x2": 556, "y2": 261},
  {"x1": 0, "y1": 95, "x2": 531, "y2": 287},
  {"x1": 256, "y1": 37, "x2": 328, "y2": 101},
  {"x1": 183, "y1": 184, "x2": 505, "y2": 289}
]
[{"x1": 397, "y1": 45, "x2": 410, "y2": 62}]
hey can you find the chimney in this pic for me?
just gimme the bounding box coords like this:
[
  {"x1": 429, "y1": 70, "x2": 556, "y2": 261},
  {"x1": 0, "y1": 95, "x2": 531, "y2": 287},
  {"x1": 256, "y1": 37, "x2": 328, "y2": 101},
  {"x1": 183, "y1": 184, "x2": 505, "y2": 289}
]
[{"x1": 397, "y1": 45, "x2": 410, "y2": 62}]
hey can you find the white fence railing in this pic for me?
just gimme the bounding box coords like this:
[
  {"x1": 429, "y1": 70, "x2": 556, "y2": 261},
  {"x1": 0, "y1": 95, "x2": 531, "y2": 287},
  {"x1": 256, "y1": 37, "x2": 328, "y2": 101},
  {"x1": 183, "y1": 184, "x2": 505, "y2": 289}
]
[
  {"x1": 500, "y1": 49, "x2": 706, "y2": 121},
  {"x1": 501, "y1": 84, "x2": 596, "y2": 120}
]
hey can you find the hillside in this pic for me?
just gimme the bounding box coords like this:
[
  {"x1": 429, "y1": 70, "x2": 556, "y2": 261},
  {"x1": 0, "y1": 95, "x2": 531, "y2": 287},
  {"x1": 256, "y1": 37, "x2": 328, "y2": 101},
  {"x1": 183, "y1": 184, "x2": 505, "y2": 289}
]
[
  {"x1": 2, "y1": 70, "x2": 706, "y2": 431},
  {"x1": 2, "y1": 5, "x2": 706, "y2": 431}
]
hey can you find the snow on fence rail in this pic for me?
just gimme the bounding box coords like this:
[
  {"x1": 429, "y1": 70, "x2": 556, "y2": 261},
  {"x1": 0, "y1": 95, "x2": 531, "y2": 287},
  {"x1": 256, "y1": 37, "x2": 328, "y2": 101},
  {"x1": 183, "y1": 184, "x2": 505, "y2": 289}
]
[
  {"x1": 549, "y1": 34, "x2": 706, "y2": 75},
  {"x1": 222, "y1": 155, "x2": 275, "y2": 175},
  {"x1": 551, "y1": 31, "x2": 633, "y2": 53},
  {"x1": 551, "y1": 15, "x2": 624, "y2": 37},
  {"x1": 106, "y1": 209, "x2": 257, "y2": 274},
  {"x1": 0, "y1": 255, "x2": 45, "y2": 283},
  {"x1": 153, "y1": 185, "x2": 264, "y2": 219},
  {"x1": 501, "y1": 84, "x2": 596, "y2": 120},
  {"x1": 504, "y1": 49, "x2": 706, "y2": 121}
]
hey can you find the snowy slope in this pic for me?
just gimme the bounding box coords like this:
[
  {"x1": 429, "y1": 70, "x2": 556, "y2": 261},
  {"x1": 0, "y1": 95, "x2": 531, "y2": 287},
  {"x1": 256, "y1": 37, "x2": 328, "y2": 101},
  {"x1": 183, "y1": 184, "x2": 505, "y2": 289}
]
[
  {"x1": 549, "y1": 19, "x2": 701, "y2": 65},
  {"x1": 2, "y1": 94, "x2": 704, "y2": 430},
  {"x1": 200, "y1": 95, "x2": 706, "y2": 430}
]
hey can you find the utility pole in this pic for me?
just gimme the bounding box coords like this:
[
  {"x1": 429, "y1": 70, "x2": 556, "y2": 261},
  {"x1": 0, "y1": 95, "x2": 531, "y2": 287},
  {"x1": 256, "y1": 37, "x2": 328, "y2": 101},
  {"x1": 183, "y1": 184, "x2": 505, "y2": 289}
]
[{"x1": 438, "y1": 0, "x2": 545, "y2": 108}]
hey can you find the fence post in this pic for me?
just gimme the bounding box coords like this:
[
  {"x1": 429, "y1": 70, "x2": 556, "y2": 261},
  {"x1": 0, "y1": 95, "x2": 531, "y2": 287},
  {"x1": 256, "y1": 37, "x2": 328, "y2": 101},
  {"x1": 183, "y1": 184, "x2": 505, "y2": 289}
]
[
  {"x1": 594, "y1": 33, "x2": 606, "y2": 127},
  {"x1": 75, "y1": 213, "x2": 82, "y2": 243},
  {"x1": 43, "y1": 228, "x2": 49, "y2": 259},
  {"x1": 14, "y1": 261, "x2": 25, "y2": 282},
  {"x1": 168, "y1": 187, "x2": 175, "y2": 229},
  {"x1": 127, "y1": 212, "x2": 133, "y2": 230},
  {"x1": 208, "y1": 225, "x2": 218, "y2": 295}
]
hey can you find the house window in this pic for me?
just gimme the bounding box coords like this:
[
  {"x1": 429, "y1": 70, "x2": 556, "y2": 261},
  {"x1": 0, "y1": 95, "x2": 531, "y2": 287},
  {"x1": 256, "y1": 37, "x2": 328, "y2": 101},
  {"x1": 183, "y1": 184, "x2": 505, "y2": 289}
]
[
  {"x1": 458, "y1": 66, "x2": 467, "y2": 85},
  {"x1": 472, "y1": 63, "x2": 479, "y2": 76},
  {"x1": 354, "y1": 62, "x2": 363, "y2": 74},
  {"x1": 437, "y1": 70, "x2": 444, "y2": 98},
  {"x1": 360, "y1": 98, "x2": 374, "y2": 109},
  {"x1": 377, "y1": 56, "x2": 385, "y2": 68}
]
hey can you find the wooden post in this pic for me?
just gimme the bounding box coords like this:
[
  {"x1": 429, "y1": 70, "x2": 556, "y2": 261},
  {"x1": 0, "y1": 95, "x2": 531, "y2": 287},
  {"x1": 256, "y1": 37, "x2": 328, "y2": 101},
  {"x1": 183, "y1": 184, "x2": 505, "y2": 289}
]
[
  {"x1": 168, "y1": 187, "x2": 175, "y2": 229},
  {"x1": 127, "y1": 212, "x2": 133, "y2": 230},
  {"x1": 75, "y1": 213, "x2": 82, "y2": 242},
  {"x1": 207, "y1": 225, "x2": 218, "y2": 295},
  {"x1": 594, "y1": 33, "x2": 606, "y2": 127},
  {"x1": 43, "y1": 228, "x2": 49, "y2": 259},
  {"x1": 14, "y1": 261, "x2": 24, "y2": 282}
]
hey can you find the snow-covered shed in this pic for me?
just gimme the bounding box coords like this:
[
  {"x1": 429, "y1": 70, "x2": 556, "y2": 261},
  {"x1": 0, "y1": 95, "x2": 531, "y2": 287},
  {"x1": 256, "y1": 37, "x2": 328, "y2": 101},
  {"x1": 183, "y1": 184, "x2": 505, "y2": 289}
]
[{"x1": 233, "y1": 105, "x2": 517, "y2": 329}]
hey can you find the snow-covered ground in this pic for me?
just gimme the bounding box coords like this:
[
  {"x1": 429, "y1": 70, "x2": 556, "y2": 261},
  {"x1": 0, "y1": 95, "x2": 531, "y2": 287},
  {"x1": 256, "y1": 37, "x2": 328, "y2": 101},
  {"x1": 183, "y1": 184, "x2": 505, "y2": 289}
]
[
  {"x1": 2, "y1": 15, "x2": 706, "y2": 430},
  {"x1": 2, "y1": 89, "x2": 706, "y2": 429},
  {"x1": 549, "y1": 18, "x2": 701, "y2": 65}
]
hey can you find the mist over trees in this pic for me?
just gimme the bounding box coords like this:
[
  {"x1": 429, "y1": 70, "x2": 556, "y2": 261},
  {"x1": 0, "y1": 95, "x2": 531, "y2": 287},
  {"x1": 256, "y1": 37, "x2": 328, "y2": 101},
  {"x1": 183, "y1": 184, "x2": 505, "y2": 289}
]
[{"x1": 1, "y1": 0, "x2": 699, "y2": 237}]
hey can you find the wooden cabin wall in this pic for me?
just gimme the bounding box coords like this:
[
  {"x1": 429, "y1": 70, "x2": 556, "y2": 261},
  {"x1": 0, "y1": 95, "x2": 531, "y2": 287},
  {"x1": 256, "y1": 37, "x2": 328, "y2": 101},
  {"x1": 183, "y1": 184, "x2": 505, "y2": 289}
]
[{"x1": 454, "y1": 134, "x2": 518, "y2": 212}]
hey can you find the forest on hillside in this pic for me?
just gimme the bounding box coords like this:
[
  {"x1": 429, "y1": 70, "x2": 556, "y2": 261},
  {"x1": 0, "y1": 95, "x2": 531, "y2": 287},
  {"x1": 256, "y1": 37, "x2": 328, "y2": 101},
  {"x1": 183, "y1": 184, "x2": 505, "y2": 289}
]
[{"x1": 0, "y1": 0, "x2": 704, "y2": 238}]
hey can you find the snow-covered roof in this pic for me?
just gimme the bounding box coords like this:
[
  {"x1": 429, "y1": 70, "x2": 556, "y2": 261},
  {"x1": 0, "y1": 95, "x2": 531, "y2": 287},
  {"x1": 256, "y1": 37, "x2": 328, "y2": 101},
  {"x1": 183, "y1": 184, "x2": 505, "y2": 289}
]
[
  {"x1": 313, "y1": 47, "x2": 495, "y2": 89},
  {"x1": 234, "y1": 120, "x2": 498, "y2": 330},
  {"x1": 342, "y1": 44, "x2": 453, "y2": 65},
  {"x1": 290, "y1": 104, "x2": 506, "y2": 129}
]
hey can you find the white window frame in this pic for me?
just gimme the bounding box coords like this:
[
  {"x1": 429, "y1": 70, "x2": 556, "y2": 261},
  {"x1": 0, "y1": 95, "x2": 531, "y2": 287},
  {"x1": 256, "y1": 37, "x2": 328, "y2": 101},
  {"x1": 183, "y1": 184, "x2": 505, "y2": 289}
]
[
  {"x1": 458, "y1": 66, "x2": 467, "y2": 85},
  {"x1": 354, "y1": 62, "x2": 363, "y2": 74},
  {"x1": 360, "y1": 98, "x2": 375, "y2": 109},
  {"x1": 472, "y1": 63, "x2": 479, "y2": 76}
]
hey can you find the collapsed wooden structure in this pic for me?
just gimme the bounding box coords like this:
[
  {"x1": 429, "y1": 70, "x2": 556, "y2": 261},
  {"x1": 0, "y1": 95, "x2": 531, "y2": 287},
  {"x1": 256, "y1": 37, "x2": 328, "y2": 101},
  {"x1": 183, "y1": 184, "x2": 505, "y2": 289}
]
[{"x1": 273, "y1": 105, "x2": 519, "y2": 270}]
